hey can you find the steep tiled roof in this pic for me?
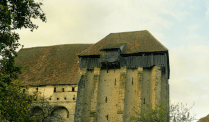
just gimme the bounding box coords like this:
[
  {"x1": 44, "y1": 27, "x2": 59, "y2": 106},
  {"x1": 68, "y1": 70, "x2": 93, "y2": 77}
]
[
  {"x1": 79, "y1": 30, "x2": 168, "y2": 56},
  {"x1": 15, "y1": 44, "x2": 92, "y2": 86},
  {"x1": 198, "y1": 114, "x2": 209, "y2": 122}
]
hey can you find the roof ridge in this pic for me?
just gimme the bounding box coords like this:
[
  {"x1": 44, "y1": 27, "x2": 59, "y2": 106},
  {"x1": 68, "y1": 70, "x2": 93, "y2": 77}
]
[
  {"x1": 79, "y1": 30, "x2": 168, "y2": 56},
  {"x1": 21, "y1": 43, "x2": 93, "y2": 50},
  {"x1": 110, "y1": 30, "x2": 148, "y2": 34}
]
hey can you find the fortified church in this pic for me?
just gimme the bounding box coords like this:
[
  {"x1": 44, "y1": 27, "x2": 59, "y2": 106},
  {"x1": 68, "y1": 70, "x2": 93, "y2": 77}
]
[{"x1": 15, "y1": 30, "x2": 170, "y2": 122}]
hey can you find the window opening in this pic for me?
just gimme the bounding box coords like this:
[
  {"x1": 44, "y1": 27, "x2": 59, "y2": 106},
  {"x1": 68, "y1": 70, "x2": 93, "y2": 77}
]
[
  {"x1": 105, "y1": 97, "x2": 107, "y2": 103},
  {"x1": 132, "y1": 78, "x2": 133, "y2": 85},
  {"x1": 106, "y1": 115, "x2": 108, "y2": 120},
  {"x1": 54, "y1": 87, "x2": 56, "y2": 92},
  {"x1": 64, "y1": 97, "x2": 67, "y2": 100},
  {"x1": 72, "y1": 87, "x2": 75, "y2": 91},
  {"x1": 49, "y1": 98, "x2": 51, "y2": 100},
  {"x1": 73, "y1": 95, "x2": 75, "y2": 100},
  {"x1": 36, "y1": 87, "x2": 38, "y2": 91},
  {"x1": 57, "y1": 98, "x2": 59, "y2": 100},
  {"x1": 62, "y1": 88, "x2": 64, "y2": 92},
  {"x1": 67, "y1": 113, "x2": 69, "y2": 118}
]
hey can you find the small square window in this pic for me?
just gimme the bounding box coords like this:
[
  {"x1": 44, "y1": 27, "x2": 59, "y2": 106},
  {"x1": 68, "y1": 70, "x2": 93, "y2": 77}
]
[{"x1": 73, "y1": 95, "x2": 75, "y2": 100}]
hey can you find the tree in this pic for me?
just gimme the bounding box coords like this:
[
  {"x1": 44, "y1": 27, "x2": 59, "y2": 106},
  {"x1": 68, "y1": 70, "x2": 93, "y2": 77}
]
[
  {"x1": 0, "y1": 0, "x2": 46, "y2": 121},
  {"x1": 130, "y1": 102, "x2": 196, "y2": 122},
  {"x1": 0, "y1": 80, "x2": 39, "y2": 121}
]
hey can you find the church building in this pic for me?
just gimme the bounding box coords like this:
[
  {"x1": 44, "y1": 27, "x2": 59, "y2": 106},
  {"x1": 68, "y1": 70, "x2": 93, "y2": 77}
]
[{"x1": 15, "y1": 30, "x2": 170, "y2": 122}]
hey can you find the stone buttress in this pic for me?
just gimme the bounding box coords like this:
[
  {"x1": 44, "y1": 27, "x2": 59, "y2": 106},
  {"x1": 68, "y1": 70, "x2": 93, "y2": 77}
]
[{"x1": 74, "y1": 30, "x2": 170, "y2": 122}]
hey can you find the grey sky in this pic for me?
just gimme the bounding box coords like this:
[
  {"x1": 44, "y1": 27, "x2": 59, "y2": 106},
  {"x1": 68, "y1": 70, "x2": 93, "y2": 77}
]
[{"x1": 17, "y1": 0, "x2": 209, "y2": 121}]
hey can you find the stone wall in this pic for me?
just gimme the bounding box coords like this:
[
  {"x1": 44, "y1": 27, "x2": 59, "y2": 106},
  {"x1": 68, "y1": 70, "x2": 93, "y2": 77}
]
[
  {"x1": 23, "y1": 85, "x2": 78, "y2": 122},
  {"x1": 75, "y1": 65, "x2": 169, "y2": 122},
  {"x1": 96, "y1": 69, "x2": 120, "y2": 122},
  {"x1": 21, "y1": 66, "x2": 169, "y2": 122}
]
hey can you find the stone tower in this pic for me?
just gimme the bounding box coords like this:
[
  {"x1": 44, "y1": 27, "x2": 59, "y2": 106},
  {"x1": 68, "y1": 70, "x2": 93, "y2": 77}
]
[{"x1": 74, "y1": 30, "x2": 170, "y2": 122}]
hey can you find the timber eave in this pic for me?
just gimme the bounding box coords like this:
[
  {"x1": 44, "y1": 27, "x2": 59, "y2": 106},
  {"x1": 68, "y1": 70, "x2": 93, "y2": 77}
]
[{"x1": 120, "y1": 50, "x2": 168, "y2": 57}]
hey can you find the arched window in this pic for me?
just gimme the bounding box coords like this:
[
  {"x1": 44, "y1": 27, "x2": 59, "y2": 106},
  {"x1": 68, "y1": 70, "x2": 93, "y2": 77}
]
[
  {"x1": 31, "y1": 106, "x2": 44, "y2": 121},
  {"x1": 51, "y1": 106, "x2": 69, "y2": 118}
]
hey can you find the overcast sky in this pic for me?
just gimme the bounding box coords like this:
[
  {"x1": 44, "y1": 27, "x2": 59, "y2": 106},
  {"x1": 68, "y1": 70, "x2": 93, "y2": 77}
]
[{"x1": 17, "y1": 0, "x2": 209, "y2": 121}]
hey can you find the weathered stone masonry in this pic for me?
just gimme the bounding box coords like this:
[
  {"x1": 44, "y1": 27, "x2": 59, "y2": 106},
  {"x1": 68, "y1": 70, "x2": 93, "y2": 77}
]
[
  {"x1": 15, "y1": 30, "x2": 170, "y2": 122},
  {"x1": 75, "y1": 30, "x2": 170, "y2": 122}
]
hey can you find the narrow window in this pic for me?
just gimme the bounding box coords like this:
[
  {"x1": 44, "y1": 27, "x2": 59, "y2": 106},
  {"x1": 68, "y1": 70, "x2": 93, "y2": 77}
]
[
  {"x1": 144, "y1": 98, "x2": 145, "y2": 104},
  {"x1": 72, "y1": 87, "x2": 75, "y2": 92},
  {"x1": 73, "y1": 95, "x2": 75, "y2": 100},
  {"x1": 62, "y1": 88, "x2": 64, "y2": 92},
  {"x1": 106, "y1": 115, "x2": 108, "y2": 120},
  {"x1": 115, "y1": 78, "x2": 116, "y2": 85},
  {"x1": 105, "y1": 97, "x2": 107, "y2": 103},
  {"x1": 132, "y1": 78, "x2": 133, "y2": 85},
  {"x1": 23, "y1": 89, "x2": 26, "y2": 93},
  {"x1": 54, "y1": 87, "x2": 56, "y2": 92},
  {"x1": 67, "y1": 113, "x2": 69, "y2": 118}
]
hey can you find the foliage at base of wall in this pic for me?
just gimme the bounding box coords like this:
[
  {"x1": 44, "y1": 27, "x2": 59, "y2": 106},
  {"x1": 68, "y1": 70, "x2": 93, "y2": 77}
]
[
  {"x1": 130, "y1": 102, "x2": 196, "y2": 122},
  {"x1": 0, "y1": 80, "x2": 39, "y2": 122}
]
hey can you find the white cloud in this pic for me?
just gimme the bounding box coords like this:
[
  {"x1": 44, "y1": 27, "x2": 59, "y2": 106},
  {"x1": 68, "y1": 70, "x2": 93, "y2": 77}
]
[
  {"x1": 206, "y1": 7, "x2": 209, "y2": 19},
  {"x1": 188, "y1": 24, "x2": 200, "y2": 31},
  {"x1": 19, "y1": 0, "x2": 186, "y2": 48},
  {"x1": 169, "y1": 44, "x2": 209, "y2": 120}
]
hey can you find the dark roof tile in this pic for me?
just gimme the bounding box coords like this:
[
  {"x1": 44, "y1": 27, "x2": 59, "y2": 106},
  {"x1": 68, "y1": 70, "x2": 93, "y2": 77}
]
[
  {"x1": 15, "y1": 44, "x2": 92, "y2": 86},
  {"x1": 79, "y1": 30, "x2": 168, "y2": 56}
]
